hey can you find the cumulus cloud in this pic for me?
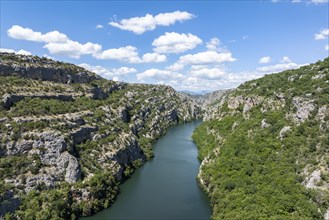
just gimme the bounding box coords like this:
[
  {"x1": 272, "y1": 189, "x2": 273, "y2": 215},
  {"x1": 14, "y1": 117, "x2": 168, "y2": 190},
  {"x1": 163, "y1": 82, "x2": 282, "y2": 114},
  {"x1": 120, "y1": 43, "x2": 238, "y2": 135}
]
[
  {"x1": 325, "y1": 44, "x2": 329, "y2": 50},
  {"x1": 137, "y1": 68, "x2": 184, "y2": 81},
  {"x1": 7, "y1": 25, "x2": 68, "y2": 43},
  {"x1": 152, "y1": 32, "x2": 202, "y2": 53},
  {"x1": 314, "y1": 28, "x2": 329, "y2": 40},
  {"x1": 136, "y1": 66, "x2": 265, "y2": 92},
  {"x1": 141, "y1": 53, "x2": 167, "y2": 63},
  {"x1": 109, "y1": 11, "x2": 194, "y2": 34},
  {"x1": 94, "y1": 46, "x2": 166, "y2": 63},
  {"x1": 79, "y1": 63, "x2": 114, "y2": 79},
  {"x1": 94, "y1": 46, "x2": 139, "y2": 62},
  {"x1": 79, "y1": 63, "x2": 136, "y2": 80},
  {"x1": 167, "y1": 50, "x2": 235, "y2": 71},
  {"x1": 259, "y1": 56, "x2": 271, "y2": 64},
  {"x1": 206, "y1": 38, "x2": 221, "y2": 51},
  {"x1": 7, "y1": 25, "x2": 167, "y2": 62},
  {"x1": 0, "y1": 48, "x2": 32, "y2": 55},
  {"x1": 7, "y1": 25, "x2": 102, "y2": 59},
  {"x1": 112, "y1": 67, "x2": 137, "y2": 75},
  {"x1": 44, "y1": 40, "x2": 102, "y2": 59},
  {"x1": 189, "y1": 66, "x2": 226, "y2": 79},
  {"x1": 256, "y1": 62, "x2": 305, "y2": 73},
  {"x1": 96, "y1": 24, "x2": 104, "y2": 29},
  {"x1": 310, "y1": 0, "x2": 328, "y2": 3},
  {"x1": 178, "y1": 51, "x2": 236, "y2": 66},
  {"x1": 281, "y1": 56, "x2": 292, "y2": 63}
]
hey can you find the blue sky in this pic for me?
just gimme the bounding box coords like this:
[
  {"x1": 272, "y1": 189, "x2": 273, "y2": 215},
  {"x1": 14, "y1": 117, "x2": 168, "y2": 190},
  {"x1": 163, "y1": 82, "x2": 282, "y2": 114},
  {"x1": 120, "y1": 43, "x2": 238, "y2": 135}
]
[{"x1": 1, "y1": 0, "x2": 328, "y2": 93}]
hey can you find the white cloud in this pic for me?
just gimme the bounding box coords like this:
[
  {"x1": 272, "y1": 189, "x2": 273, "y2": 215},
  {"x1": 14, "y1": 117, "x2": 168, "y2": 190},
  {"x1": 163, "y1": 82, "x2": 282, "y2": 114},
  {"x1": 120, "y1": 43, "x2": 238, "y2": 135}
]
[
  {"x1": 141, "y1": 53, "x2": 167, "y2": 63},
  {"x1": 281, "y1": 56, "x2": 292, "y2": 63},
  {"x1": 94, "y1": 46, "x2": 166, "y2": 63},
  {"x1": 109, "y1": 11, "x2": 194, "y2": 34},
  {"x1": 137, "y1": 67, "x2": 265, "y2": 92},
  {"x1": 44, "y1": 40, "x2": 102, "y2": 59},
  {"x1": 152, "y1": 32, "x2": 202, "y2": 53},
  {"x1": 112, "y1": 67, "x2": 137, "y2": 75},
  {"x1": 314, "y1": 28, "x2": 329, "y2": 40},
  {"x1": 206, "y1": 38, "x2": 221, "y2": 51},
  {"x1": 7, "y1": 25, "x2": 102, "y2": 59},
  {"x1": 256, "y1": 62, "x2": 305, "y2": 73},
  {"x1": 96, "y1": 24, "x2": 104, "y2": 29},
  {"x1": 0, "y1": 48, "x2": 32, "y2": 55},
  {"x1": 7, "y1": 25, "x2": 68, "y2": 43},
  {"x1": 113, "y1": 76, "x2": 119, "y2": 82},
  {"x1": 166, "y1": 50, "x2": 235, "y2": 71},
  {"x1": 137, "y1": 68, "x2": 184, "y2": 81},
  {"x1": 94, "y1": 46, "x2": 139, "y2": 62},
  {"x1": 79, "y1": 63, "x2": 114, "y2": 79},
  {"x1": 78, "y1": 63, "x2": 137, "y2": 80},
  {"x1": 178, "y1": 51, "x2": 236, "y2": 66},
  {"x1": 259, "y1": 56, "x2": 271, "y2": 64},
  {"x1": 7, "y1": 25, "x2": 167, "y2": 62},
  {"x1": 310, "y1": 0, "x2": 328, "y2": 4},
  {"x1": 325, "y1": 44, "x2": 329, "y2": 50},
  {"x1": 242, "y1": 35, "x2": 249, "y2": 40},
  {"x1": 166, "y1": 62, "x2": 185, "y2": 71},
  {"x1": 189, "y1": 66, "x2": 226, "y2": 79}
]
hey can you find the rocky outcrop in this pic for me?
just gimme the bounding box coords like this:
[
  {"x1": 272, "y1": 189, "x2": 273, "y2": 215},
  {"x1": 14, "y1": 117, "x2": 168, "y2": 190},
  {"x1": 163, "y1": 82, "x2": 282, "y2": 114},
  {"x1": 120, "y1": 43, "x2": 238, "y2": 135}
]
[
  {"x1": 0, "y1": 52, "x2": 100, "y2": 83},
  {"x1": 2, "y1": 131, "x2": 81, "y2": 190},
  {"x1": 302, "y1": 169, "x2": 322, "y2": 189},
  {"x1": 89, "y1": 87, "x2": 108, "y2": 100},
  {"x1": 71, "y1": 126, "x2": 97, "y2": 146},
  {"x1": 292, "y1": 97, "x2": 316, "y2": 123},
  {"x1": 58, "y1": 152, "x2": 81, "y2": 183}
]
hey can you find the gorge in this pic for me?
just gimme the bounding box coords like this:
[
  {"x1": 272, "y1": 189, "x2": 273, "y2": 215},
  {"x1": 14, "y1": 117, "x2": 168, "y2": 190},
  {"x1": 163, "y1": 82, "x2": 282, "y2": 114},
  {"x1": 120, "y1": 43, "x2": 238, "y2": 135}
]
[{"x1": 0, "y1": 53, "x2": 328, "y2": 219}]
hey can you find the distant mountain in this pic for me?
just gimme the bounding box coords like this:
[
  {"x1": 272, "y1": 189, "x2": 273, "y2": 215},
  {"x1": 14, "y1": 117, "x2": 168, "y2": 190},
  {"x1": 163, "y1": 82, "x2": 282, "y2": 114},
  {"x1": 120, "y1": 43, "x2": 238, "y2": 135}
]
[{"x1": 178, "y1": 90, "x2": 211, "y2": 96}]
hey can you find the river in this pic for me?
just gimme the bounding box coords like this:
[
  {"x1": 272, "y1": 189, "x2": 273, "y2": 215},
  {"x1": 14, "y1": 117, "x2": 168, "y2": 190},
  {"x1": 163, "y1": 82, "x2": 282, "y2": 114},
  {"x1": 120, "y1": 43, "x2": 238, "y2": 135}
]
[{"x1": 84, "y1": 121, "x2": 211, "y2": 220}]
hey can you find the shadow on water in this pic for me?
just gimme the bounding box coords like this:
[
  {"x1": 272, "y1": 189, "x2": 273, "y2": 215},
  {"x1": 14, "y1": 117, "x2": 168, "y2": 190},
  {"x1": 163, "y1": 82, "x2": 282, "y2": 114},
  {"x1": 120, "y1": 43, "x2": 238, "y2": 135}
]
[{"x1": 83, "y1": 120, "x2": 211, "y2": 220}]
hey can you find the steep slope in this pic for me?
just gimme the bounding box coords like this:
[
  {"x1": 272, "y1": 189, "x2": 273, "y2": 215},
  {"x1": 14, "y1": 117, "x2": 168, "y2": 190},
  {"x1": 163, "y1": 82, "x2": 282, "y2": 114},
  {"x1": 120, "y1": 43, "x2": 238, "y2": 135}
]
[
  {"x1": 193, "y1": 58, "x2": 329, "y2": 219},
  {"x1": 0, "y1": 52, "x2": 201, "y2": 219}
]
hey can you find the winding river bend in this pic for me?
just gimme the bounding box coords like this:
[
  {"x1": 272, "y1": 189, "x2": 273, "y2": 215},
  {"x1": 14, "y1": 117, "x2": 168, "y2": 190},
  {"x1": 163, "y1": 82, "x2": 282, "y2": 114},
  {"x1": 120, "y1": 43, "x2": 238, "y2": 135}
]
[{"x1": 85, "y1": 121, "x2": 211, "y2": 220}]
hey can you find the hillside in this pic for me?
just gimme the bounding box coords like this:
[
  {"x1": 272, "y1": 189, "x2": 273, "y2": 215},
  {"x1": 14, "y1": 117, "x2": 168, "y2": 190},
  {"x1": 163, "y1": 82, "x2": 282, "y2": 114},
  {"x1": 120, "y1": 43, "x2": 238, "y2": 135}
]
[
  {"x1": 1, "y1": 52, "x2": 328, "y2": 220},
  {"x1": 193, "y1": 58, "x2": 329, "y2": 219},
  {"x1": 0, "y1": 52, "x2": 201, "y2": 219}
]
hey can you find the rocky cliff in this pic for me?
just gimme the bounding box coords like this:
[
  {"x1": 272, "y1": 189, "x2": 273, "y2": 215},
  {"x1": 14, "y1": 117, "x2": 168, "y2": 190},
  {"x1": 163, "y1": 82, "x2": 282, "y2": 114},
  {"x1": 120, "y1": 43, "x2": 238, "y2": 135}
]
[
  {"x1": 193, "y1": 58, "x2": 329, "y2": 219},
  {"x1": 0, "y1": 52, "x2": 202, "y2": 219}
]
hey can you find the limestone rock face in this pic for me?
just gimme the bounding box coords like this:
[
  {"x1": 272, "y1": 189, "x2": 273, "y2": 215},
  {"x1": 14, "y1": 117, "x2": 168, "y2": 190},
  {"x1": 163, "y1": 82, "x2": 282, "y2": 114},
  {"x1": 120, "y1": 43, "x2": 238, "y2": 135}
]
[
  {"x1": 58, "y1": 152, "x2": 81, "y2": 183},
  {"x1": 292, "y1": 97, "x2": 316, "y2": 123},
  {"x1": 278, "y1": 126, "x2": 291, "y2": 140},
  {"x1": 71, "y1": 126, "x2": 97, "y2": 146},
  {"x1": 228, "y1": 95, "x2": 244, "y2": 110},
  {"x1": 0, "y1": 53, "x2": 100, "y2": 83}
]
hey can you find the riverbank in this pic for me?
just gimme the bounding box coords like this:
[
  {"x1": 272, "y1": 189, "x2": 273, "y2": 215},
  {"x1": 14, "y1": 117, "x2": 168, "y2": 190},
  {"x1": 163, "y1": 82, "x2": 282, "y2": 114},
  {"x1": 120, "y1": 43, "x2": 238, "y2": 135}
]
[{"x1": 83, "y1": 121, "x2": 211, "y2": 220}]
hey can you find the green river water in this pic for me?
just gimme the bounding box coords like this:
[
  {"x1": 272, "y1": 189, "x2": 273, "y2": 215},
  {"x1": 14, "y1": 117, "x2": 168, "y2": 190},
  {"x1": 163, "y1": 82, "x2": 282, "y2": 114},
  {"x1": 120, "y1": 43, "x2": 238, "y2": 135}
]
[{"x1": 84, "y1": 121, "x2": 211, "y2": 220}]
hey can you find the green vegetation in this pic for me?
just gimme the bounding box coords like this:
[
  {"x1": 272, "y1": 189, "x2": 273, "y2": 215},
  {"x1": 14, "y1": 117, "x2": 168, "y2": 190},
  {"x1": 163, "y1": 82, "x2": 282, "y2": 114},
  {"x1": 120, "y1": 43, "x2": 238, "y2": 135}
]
[
  {"x1": 0, "y1": 53, "x2": 198, "y2": 219},
  {"x1": 193, "y1": 58, "x2": 329, "y2": 219}
]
